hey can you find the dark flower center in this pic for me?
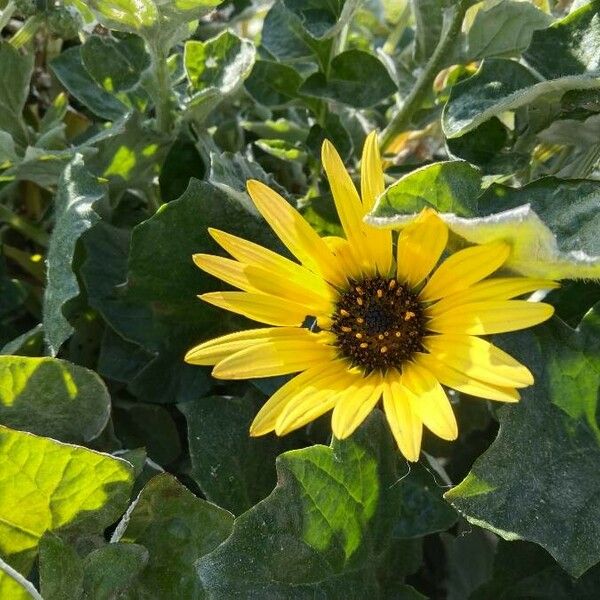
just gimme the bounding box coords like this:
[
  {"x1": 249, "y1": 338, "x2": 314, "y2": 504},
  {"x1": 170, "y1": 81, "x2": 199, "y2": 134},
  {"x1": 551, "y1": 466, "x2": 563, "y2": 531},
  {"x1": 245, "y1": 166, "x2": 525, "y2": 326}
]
[{"x1": 331, "y1": 276, "x2": 426, "y2": 372}]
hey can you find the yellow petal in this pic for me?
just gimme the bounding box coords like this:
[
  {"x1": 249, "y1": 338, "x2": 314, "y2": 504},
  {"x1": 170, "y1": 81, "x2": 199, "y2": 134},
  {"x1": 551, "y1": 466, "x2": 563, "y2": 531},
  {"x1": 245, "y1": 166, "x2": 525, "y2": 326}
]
[
  {"x1": 209, "y1": 228, "x2": 333, "y2": 299},
  {"x1": 427, "y1": 300, "x2": 555, "y2": 335},
  {"x1": 360, "y1": 132, "x2": 393, "y2": 275},
  {"x1": 193, "y1": 254, "x2": 258, "y2": 292},
  {"x1": 382, "y1": 369, "x2": 422, "y2": 462},
  {"x1": 331, "y1": 371, "x2": 383, "y2": 439},
  {"x1": 324, "y1": 236, "x2": 362, "y2": 280},
  {"x1": 193, "y1": 252, "x2": 334, "y2": 313},
  {"x1": 360, "y1": 131, "x2": 384, "y2": 212},
  {"x1": 421, "y1": 242, "x2": 510, "y2": 301},
  {"x1": 397, "y1": 209, "x2": 448, "y2": 287},
  {"x1": 185, "y1": 326, "x2": 305, "y2": 365},
  {"x1": 423, "y1": 334, "x2": 533, "y2": 387},
  {"x1": 275, "y1": 363, "x2": 355, "y2": 435},
  {"x1": 250, "y1": 361, "x2": 344, "y2": 436},
  {"x1": 322, "y1": 139, "x2": 365, "y2": 246},
  {"x1": 415, "y1": 352, "x2": 520, "y2": 402},
  {"x1": 402, "y1": 361, "x2": 458, "y2": 441},
  {"x1": 428, "y1": 277, "x2": 559, "y2": 314},
  {"x1": 212, "y1": 334, "x2": 335, "y2": 379},
  {"x1": 246, "y1": 180, "x2": 345, "y2": 286},
  {"x1": 200, "y1": 291, "x2": 309, "y2": 326}
]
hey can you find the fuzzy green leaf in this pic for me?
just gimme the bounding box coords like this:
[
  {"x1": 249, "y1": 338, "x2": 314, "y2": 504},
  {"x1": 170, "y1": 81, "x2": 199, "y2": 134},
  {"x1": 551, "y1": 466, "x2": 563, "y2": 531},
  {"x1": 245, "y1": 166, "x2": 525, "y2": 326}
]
[
  {"x1": 179, "y1": 394, "x2": 291, "y2": 515},
  {"x1": 113, "y1": 473, "x2": 234, "y2": 599},
  {"x1": 185, "y1": 31, "x2": 255, "y2": 121},
  {"x1": 370, "y1": 161, "x2": 481, "y2": 219},
  {"x1": 197, "y1": 412, "x2": 456, "y2": 596},
  {"x1": 368, "y1": 169, "x2": 600, "y2": 280},
  {"x1": 0, "y1": 356, "x2": 111, "y2": 443},
  {"x1": 51, "y1": 47, "x2": 128, "y2": 121},
  {"x1": 445, "y1": 305, "x2": 600, "y2": 577},
  {"x1": 0, "y1": 42, "x2": 33, "y2": 151},
  {"x1": 299, "y1": 50, "x2": 397, "y2": 108},
  {"x1": 467, "y1": 0, "x2": 551, "y2": 60},
  {"x1": 43, "y1": 156, "x2": 106, "y2": 354},
  {"x1": 442, "y1": 58, "x2": 600, "y2": 138},
  {"x1": 0, "y1": 426, "x2": 133, "y2": 574},
  {"x1": 523, "y1": 0, "x2": 600, "y2": 79},
  {"x1": 244, "y1": 60, "x2": 303, "y2": 108}
]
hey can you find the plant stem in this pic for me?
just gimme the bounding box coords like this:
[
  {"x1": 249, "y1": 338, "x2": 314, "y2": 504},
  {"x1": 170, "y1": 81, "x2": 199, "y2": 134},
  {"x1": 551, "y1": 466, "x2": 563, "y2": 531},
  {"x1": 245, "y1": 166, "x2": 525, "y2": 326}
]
[
  {"x1": 151, "y1": 47, "x2": 174, "y2": 134},
  {"x1": 380, "y1": 0, "x2": 469, "y2": 153},
  {"x1": 0, "y1": 204, "x2": 49, "y2": 247}
]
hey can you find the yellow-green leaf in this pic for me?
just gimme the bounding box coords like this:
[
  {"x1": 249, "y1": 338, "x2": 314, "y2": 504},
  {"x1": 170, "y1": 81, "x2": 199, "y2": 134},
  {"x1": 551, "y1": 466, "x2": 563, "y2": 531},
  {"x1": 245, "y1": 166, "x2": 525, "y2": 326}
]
[{"x1": 0, "y1": 426, "x2": 133, "y2": 574}]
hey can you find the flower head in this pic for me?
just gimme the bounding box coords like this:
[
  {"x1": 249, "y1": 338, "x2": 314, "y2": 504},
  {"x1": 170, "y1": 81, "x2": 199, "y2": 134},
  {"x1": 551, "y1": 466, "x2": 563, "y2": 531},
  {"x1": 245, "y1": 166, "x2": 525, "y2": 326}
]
[{"x1": 185, "y1": 133, "x2": 557, "y2": 462}]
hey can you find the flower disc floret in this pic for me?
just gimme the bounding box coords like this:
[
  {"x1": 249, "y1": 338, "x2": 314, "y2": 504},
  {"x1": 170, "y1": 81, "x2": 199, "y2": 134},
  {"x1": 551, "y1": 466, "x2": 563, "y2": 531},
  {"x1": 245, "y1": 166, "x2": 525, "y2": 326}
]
[{"x1": 332, "y1": 277, "x2": 426, "y2": 372}]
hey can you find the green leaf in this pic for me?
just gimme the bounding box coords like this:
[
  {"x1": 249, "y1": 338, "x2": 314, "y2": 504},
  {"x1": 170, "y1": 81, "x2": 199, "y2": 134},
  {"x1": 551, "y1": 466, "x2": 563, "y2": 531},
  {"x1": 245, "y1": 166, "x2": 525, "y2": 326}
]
[
  {"x1": 282, "y1": 0, "x2": 361, "y2": 40},
  {"x1": 208, "y1": 150, "x2": 289, "y2": 206},
  {"x1": 39, "y1": 534, "x2": 149, "y2": 600},
  {"x1": 159, "y1": 134, "x2": 206, "y2": 203},
  {"x1": 80, "y1": 34, "x2": 151, "y2": 94},
  {"x1": 445, "y1": 305, "x2": 600, "y2": 577},
  {"x1": 112, "y1": 473, "x2": 234, "y2": 599},
  {"x1": 446, "y1": 117, "x2": 510, "y2": 168},
  {"x1": 82, "y1": 543, "x2": 148, "y2": 600},
  {"x1": 0, "y1": 355, "x2": 111, "y2": 444},
  {"x1": 39, "y1": 534, "x2": 84, "y2": 600},
  {"x1": 0, "y1": 425, "x2": 133, "y2": 573},
  {"x1": 0, "y1": 558, "x2": 43, "y2": 600},
  {"x1": 369, "y1": 161, "x2": 482, "y2": 220},
  {"x1": 43, "y1": 156, "x2": 106, "y2": 354},
  {"x1": 113, "y1": 400, "x2": 181, "y2": 465},
  {"x1": 261, "y1": 1, "x2": 318, "y2": 62},
  {"x1": 80, "y1": 223, "x2": 155, "y2": 352},
  {"x1": 184, "y1": 31, "x2": 255, "y2": 120},
  {"x1": 443, "y1": 178, "x2": 600, "y2": 279},
  {"x1": 299, "y1": 49, "x2": 397, "y2": 108},
  {"x1": 179, "y1": 394, "x2": 289, "y2": 515},
  {"x1": 467, "y1": 0, "x2": 551, "y2": 60},
  {"x1": 244, "y1": 60, "x2": 304, "y2": 108},
  {"x1": 412, "y1": 0, "x2": 445, "y2": 63},
  {"x1": 85, "y1": 113, "x2": 170, "y2": 193},
  {"x1": 471, "y1": 540, "x2": 600, "y2": 599},
  {"x1": 151, "y1": 0, "x2": 223, "y2": 50},
  {"x1": 51, "y1": 46, "x2": 128, "y2": 122},
  {"x1": 88, "y1": 0, "x2": 159, "y2": 33},
  {"x1": 442, "y1": 58, "x2": 600, "y2": 138},
  {"x1": 441, "y1": 527, "x2": 496, "y2": 600},
  {"x1": 90, "y1": 0, "x2": 221, "y2": 52},
  {"x1": 524, "y1": 0, "x2": 600, "y2": 79},
  {"x1": 197, "y1": 412, "x2": 455, "y2": 596},
  {"x1": 369, "y1": 170, "x2": 600, "y2": 280},
  {"x1": 242, "y1": 118, "x2": 309, "y2": 144},
  {"x1": 0, "y1": 42, "x2": 33, "y2": 151}
]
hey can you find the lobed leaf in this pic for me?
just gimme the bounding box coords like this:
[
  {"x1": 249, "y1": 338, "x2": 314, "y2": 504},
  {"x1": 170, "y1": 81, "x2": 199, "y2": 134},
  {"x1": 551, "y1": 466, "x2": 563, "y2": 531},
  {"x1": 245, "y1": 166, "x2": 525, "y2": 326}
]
[
  {"x1": 197, "y1": 412, "x2": 456, "y2": 596},
  {"x1": 445, "y1": 305, "x2": 600, "y2": 577},
  {"x1": 0, "y1": 426, "x2": 133, "y2": 574},
  {"x1": 112, "y1": 473, "x2": 234, "y2": 599},
  {"x1": 0, "y1": 355, "x2": 111, "y2": 443}
]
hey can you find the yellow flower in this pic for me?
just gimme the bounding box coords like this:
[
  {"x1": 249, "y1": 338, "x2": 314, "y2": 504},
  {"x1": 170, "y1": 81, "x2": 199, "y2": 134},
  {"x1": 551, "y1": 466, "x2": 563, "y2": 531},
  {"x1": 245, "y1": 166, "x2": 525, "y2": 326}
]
[{"x1": 185, "y1": 133, "x2": 557, "y2": 462}]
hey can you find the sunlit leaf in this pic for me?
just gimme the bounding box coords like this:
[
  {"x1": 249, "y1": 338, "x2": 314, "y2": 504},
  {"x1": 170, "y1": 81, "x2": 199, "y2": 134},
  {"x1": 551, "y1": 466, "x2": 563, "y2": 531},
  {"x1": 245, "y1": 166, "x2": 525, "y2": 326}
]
[
  {"x1": 0, "y1": 426, "x2": 133, "y2": 573},
  {"x1": 0, "y1": 355, "x2": 111, "y2": 443}
]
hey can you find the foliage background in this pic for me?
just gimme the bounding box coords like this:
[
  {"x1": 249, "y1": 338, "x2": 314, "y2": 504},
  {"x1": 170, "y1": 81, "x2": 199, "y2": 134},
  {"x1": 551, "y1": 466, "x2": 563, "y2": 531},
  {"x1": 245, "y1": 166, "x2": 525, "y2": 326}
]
[{"x1": 1, "y1": 0, "x2": 600, "y2": 598}]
